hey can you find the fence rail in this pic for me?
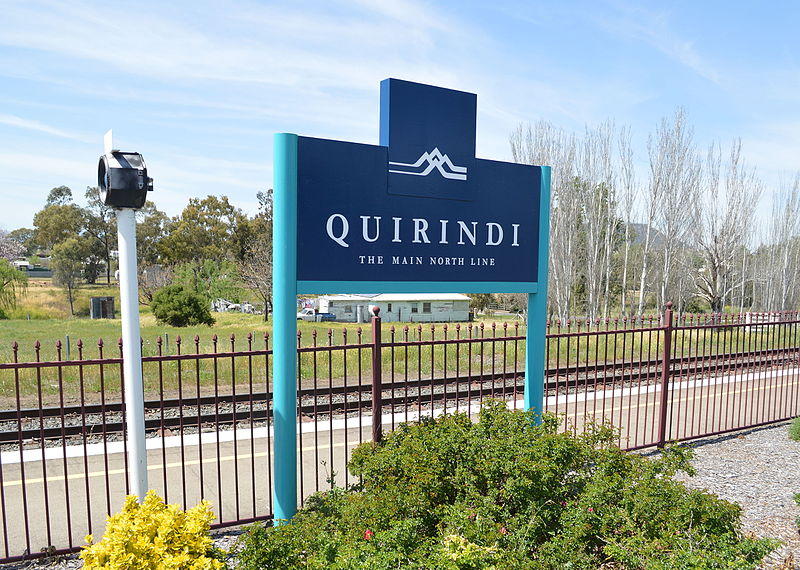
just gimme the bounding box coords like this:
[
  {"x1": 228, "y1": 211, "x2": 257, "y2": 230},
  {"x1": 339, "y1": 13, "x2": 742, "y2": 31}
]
[{"x1": 0, "y1": 308, "x2": 799, "y2": 562}]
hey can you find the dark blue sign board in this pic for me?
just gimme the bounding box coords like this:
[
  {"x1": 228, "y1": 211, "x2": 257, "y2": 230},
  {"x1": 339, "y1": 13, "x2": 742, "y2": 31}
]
[
  {"x1": 272, "y1": 79, "x2": 551, "y2": 522},
  {"x1": 294, "y1": 79, "x2": 544, "y2": 292}
]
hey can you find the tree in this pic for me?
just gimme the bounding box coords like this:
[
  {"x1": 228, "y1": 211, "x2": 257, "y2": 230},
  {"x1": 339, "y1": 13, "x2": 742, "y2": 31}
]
[
  {"x1": 6, "y1": 228, "x2": 35, "y2": 257},
  {"x1": 45, "y1": 185, "x2": 73, "y2": 206},
  {"x1": 51, "y1": 237, "x2": 87, "y2": 315},
  {"x1": 32, "y1": 203, "x2": 84, "y2": 250},
  {"x1": 136, "y1": 201, "x2": 169, "y2": 265},
  {"x1": 139, "y1": 263, "x2": 174, "y2": 305},
  {"x1": 158, "y1": 196, "x2": 250, "y2": 263},
  {"x1": 238, "y1": 190, "x2": 273, "y2": 320},
  {"x1": 510, "y1": 121, "x2": 579, "y2": 321},
  {"x1": 151, "y1": 285, "x2": 215, "y2": 327},
  {"x1": 0, "y1": 259, "x2": 27, "y2": 317},
  {"x1": 0, "y1": 230, "x2": 24, "y2": 260},
  {"x1": 173, "y1": 259, "x2": 244, "y2": 303},
  {"x1": 752, "y1": 175, "x2": 800, "y2": 311},
  {"x1": 467, "y1": 293, "x2": 494, "y2": 312},
  {"x1": 511, "y1": 120, "x2": 626, "y2": 320},
  {"x1": 81, "y1": 237, "x2": 107, "y2": 284},
  {"x1": 238, "y1": 235, "x2": 272, "y2": 320},
  {"x1": 255, "y1": 189, "x2": 273, "y2": 226},
  {"x1": 617, "y1": 127, "x2": 638, "y2": 316},
  {"x1": 82, "y1": 186, "x2": 117, "y2": 283},
  {"x1": 573, "y1": 122, "x2": 618, "y2": 320},
  {"x1": 639, "y1": 108, "x2": 701, "y2": 313},
  {"x1": 691, "y1": 141, "x2": 762, "y2": 313}
]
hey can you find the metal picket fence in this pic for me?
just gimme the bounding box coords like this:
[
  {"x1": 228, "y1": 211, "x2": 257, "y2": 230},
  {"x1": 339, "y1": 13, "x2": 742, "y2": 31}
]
[{"x1": 0, "y1": 306, "x2": 799, "y2": 562}]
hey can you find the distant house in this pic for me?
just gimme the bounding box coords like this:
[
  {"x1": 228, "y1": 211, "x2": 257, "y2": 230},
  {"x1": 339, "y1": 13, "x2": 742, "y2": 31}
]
[
  {"x1": 13, "y1": 259, "x2": 52, "y2": 277},
  {"x1": 317, "y1": 293, "x2": 471, "y2": 323}
]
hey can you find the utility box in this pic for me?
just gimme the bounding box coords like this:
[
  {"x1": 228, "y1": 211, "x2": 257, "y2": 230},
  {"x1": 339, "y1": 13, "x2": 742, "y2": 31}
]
[{"x1": 90, "y1": 296, "x2": 116, "y2": 319}]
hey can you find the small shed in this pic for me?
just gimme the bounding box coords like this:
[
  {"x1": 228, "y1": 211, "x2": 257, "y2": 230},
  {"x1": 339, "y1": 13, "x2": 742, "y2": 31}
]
[
  {"x1": 90, "y1": 296, "x2": 115, "y2": 319},
  {"x1": 318, "y1": 293, "x2": 470, "y2": 323}
]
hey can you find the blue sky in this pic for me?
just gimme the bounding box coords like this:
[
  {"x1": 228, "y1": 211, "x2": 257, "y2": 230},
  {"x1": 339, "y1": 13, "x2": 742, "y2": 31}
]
[{"x1": 1, "y1": 0, "x2": 798, "y2": 231}]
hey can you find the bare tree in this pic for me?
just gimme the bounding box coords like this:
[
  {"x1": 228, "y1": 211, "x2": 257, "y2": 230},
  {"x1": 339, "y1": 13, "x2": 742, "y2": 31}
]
[
  {"x1": 575, "y1": 121, "x2": 617, "y2": 320},
  {"x1": 238, "y1": 235, "x2": 273, "y2": 321},
  {"x1": 139, "y1": 264, "x2": 174, "y2": 305},
  {"x1": 646, "y1": 108, "x2": 701, "y2": 311},
  {"x1": 753, "y1": 175, "x2": 800, "y2": 311},
  {"x1": 617, "y1": 127, "x2": 637, "y2": 316},
  {"x1": 0, "y1": 230, "x2": 24, "y2": 260},
  {"x1": 691, "y1": 140, "x2": 762, "y2": 312},
  {"x1": 511, "y1": 121, "x2": 578, "y2": 321}
]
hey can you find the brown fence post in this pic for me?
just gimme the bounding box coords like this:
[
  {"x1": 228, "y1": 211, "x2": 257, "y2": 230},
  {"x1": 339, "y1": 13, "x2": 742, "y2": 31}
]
[
  {"x1": 657, "y1": 301, "x2": 674, "y2": 448},
  {"x1": 371, "y1": 305, "x2": 383, "y2": 444}
]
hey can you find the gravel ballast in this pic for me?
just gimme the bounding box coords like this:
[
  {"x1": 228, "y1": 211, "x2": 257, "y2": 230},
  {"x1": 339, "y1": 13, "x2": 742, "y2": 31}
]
[
  {"x1": 4, "y1": 422, "x2": 799, "y2": 569},
  {"x1": 669, "y1": 421, "x2": 800, "y2": 569}
]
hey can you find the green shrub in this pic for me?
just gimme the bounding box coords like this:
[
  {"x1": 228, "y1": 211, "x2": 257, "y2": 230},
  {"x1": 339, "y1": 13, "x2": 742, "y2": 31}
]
[
  {"x1": 237, "y1": 402, "x2": 777, "y2": 569},
  {"x1": 795, "y1": 493, "x2": 800, "y2": 530},
  {"x1": 789, "y1": 416, "x2": 800, "y2": 441},
  {"x1": 151, "y1": 285, "x2": 215, "y2": 327},
  {"x1": 81, "y1": 490, "x2": 225, "y2": 569}
]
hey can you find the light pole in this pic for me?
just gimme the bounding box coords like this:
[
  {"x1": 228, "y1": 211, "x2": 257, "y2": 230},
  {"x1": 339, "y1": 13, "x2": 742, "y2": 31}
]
[{"x1": 98, "y1": 129, "x2": 153, "y2": 500}]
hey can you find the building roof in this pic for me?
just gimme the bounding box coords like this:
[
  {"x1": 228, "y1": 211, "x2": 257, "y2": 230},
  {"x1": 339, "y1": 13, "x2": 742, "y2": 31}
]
[
  {"x1": 321, "y1": 293, "x2": 469, "y2": 302},
  {"x1": 319, "y1": 294, "x2": 378, "y2": 302}
]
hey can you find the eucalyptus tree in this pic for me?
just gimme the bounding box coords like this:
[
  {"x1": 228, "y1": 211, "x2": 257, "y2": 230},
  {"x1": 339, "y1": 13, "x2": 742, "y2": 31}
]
[
  {"x1": 51, "y1": 237, "x2": 88, "y2": 315},
  {"x1": 83, "y1": 186, "x2": 117, "y2": 282},
  {"x1": 158, "y1": 195, "x2": 250, "y2": 263},
  {"x1": 32, "y1": 199, "x2": 84, "y2": 251},
  {"x1": 135, "y1": 201, "x2": 170, "y2": 265},
  {"x1": 45, "y1": 185, "x2": 73, "y2": 206}
]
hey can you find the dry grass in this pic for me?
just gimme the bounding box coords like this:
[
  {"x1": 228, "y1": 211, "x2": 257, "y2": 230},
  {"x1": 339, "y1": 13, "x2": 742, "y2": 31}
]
[{"x1": 11, "y1": 278, "x2": 119, "y2": 319}]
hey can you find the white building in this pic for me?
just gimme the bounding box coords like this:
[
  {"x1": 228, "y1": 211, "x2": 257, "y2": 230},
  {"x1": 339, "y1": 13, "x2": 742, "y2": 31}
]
[{"x1": 317, "y1": 293, "x2": 471, "y2": 323}]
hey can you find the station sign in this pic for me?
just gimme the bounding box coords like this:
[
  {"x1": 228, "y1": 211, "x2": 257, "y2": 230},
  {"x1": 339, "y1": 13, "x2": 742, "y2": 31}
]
[
  {"x1": 272, "y1": 78, "x2": 551, "y2": 523},
  {"x1": 295, "y1": 79, "x2": 543, "y2": 286}
]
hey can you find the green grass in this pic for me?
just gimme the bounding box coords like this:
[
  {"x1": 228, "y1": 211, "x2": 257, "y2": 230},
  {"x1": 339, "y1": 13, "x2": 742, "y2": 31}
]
[
  {"x1": 3, "y1": 296, "x2": 800, "y2": 407},
  {"x1": 0, "y1": 312, "x2": 525, "y2": 406},
  {"x1": 790, "y1": 417, "x2": 800, "y2": 441}
]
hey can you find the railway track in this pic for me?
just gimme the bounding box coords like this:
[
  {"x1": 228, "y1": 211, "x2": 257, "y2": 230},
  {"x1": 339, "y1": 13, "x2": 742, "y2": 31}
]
[{"x1": 1, "y1": 347, "x2": 798, "y2": 446}]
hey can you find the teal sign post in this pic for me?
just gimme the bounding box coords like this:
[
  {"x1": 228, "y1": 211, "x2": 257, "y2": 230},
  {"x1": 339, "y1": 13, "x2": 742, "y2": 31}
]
[{"x1": 272, "y1": 79, "x2": 550, "y2": 522}]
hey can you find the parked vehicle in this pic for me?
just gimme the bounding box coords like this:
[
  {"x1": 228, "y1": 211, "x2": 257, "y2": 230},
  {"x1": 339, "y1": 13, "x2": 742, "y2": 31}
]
[{"x1": 296, "y1": 308, "x2": 336, "y2": 322}]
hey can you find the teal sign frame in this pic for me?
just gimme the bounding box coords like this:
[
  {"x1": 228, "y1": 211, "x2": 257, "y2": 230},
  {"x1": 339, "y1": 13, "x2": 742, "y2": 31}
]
[{"x1": 272, "y1": 79, "x2": 550, "y2": 522}]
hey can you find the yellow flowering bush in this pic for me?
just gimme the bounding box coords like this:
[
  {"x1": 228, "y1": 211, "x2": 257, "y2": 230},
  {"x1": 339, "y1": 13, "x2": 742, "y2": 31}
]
[{"x1": 81, "y1": 490, "x2": 225, "y2": 569}]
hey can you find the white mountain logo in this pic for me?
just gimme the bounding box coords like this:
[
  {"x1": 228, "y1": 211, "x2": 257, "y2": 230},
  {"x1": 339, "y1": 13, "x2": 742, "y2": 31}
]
[{"x1": 388, "y1": 148, "x2": 467, "y2": 181}]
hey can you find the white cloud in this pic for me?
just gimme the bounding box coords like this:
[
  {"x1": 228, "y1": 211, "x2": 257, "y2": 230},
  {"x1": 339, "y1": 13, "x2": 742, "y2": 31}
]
[
  {"x1": 594, "y1": 3, "x2": 721, "y2": 84},
  {"x1": 0, "y1": 0, "x2": 719, "y2": 231},
  {"x1": 0, "y1": 114, "x2": 93, "y2": 143}
]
